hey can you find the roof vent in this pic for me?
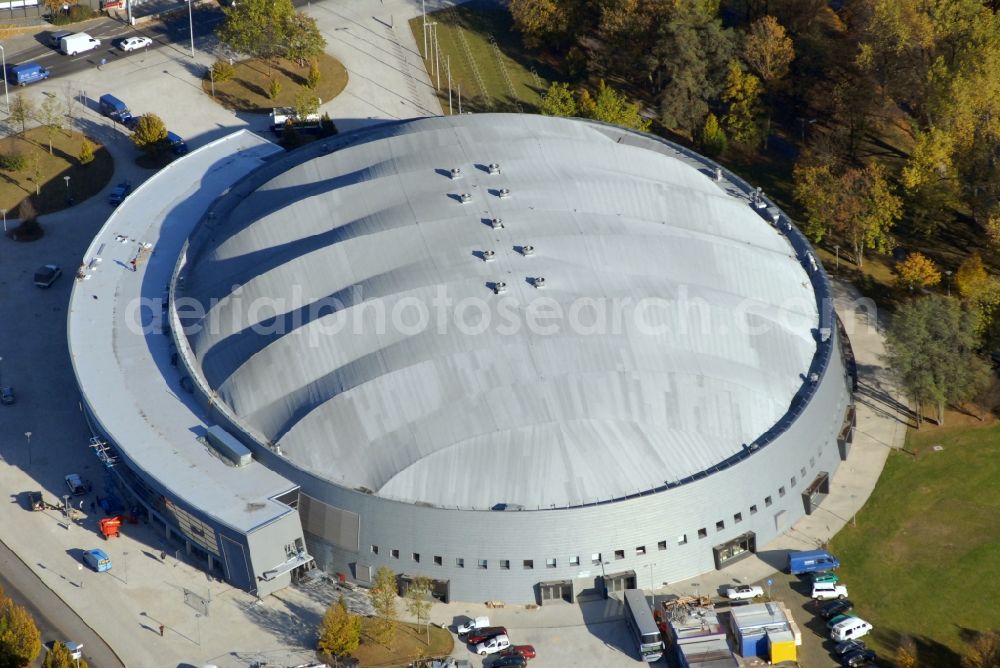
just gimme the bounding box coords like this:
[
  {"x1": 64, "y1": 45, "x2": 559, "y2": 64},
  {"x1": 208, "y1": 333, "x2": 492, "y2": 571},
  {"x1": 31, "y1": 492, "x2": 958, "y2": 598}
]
[
  {"x1": 809, "y1": 372, "x2": 819, "y2": 383},
  {"x1": 521, "y1": 245, "x2": 535, "y2": 256},
  {"x1": 488, "y1": 163, "x2": 501, "y2": 175},
  {"x1": 714, "y1": 166, "x2": 723, "y2": 182},
  {"x1": 533, "y1": 276, "x2": 546, "y2": 288},
  {"x1": 482, "y1": 250, "x2": 496, "y2": 262},
  {"x1": 819, "y1": 327, "x2": 832, "y2": 342},
  {"x1": 459, "y1": 192, "x2": 473, "y2": 204},
  {"x1": 490, "y1": 217, "x2": 504, "y2": 229},
  {"x1": 498, "y1": 188, "x2": 511, "y2": 199},
  {"x1": 450, "y1": 167, "x2": 462, "y2": 179},
  {"x1": 493, "y1": 281, "x2": 508, "y2": 294}
]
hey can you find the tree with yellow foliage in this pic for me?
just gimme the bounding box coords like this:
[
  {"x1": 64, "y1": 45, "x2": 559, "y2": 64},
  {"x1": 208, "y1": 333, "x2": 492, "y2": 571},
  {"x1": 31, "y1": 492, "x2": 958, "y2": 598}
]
[{"x1": 895, "y1": 252, "x2": 941, "y2": 289}]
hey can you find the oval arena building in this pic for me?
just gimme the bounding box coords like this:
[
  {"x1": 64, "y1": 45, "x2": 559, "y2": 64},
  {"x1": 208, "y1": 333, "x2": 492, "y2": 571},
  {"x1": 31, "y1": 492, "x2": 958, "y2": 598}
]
[{"x1": 70, "y1": 114, "x2": 855, "y2": 603}]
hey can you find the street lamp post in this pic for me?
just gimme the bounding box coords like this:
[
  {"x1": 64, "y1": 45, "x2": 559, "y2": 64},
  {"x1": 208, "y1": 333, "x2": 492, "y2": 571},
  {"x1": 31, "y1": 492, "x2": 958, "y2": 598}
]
[
  {"x1": 1, "y1": 209, "x2": 6, "y2": 233},
  {"x1": 647, "y1": 563, "x2": 656, "y2": 592},
  {"x1": 945, "y1": 270, "x2": 953, "y2": 296},
  {"x1": 24, "y1": 431, "x2": 31, "y2": 467},
  {"x1": 599, "y1": 559, "x2": 610, "y2": 598},
  {"x1": 0, "y1": 44, "x2": 8, "y2": 115},
  {"x1": 834, "y1": 245, "x2": 840, "y2": 270},
  {"x1": 63, "y1": 175, "x2": 71, "y2": 204},
  {"x1": 187, "y1": 0, "x2": 195, "y2": 58}
]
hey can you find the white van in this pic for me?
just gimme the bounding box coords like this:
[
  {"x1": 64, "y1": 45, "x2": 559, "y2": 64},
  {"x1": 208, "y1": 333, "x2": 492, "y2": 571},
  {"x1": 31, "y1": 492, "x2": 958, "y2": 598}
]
[
  {"x1": 60, "y1": 32, "x2": 101, "y2": 56},
  {"x1": 830, "y1": 617, "x2": 872, "y2": 642}
]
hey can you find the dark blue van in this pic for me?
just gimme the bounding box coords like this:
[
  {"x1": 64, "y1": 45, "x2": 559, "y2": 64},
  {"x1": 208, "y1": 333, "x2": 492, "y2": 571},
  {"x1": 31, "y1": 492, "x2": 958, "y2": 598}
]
[
  {"x1": 166, "y1": 131, "x2": 188, "y2": 155},
  {"x1": 98, "y1": 93, "x2": 135, "y2": 127}
]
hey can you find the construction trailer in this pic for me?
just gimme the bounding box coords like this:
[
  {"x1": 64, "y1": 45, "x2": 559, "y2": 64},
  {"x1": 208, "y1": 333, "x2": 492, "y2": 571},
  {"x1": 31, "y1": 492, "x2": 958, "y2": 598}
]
[{"x1": 729, "y1": 601, "x2": 800, "y2": 664}]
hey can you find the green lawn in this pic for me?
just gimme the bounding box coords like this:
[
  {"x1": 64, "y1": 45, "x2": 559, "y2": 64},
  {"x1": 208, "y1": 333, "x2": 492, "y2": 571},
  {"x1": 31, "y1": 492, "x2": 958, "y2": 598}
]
[
  {"x1": 409, "y1": 0, "x2": 559, "y2": 114},
  {"x1": 828, "y1": 424, "x2": 1000, "y2": 665}
]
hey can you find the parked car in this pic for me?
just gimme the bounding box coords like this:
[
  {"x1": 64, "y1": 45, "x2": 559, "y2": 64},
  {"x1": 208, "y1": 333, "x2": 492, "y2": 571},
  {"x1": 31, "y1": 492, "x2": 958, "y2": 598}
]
[
  {"x1": 812, "y1": 571, "x2": 840, "y2": 584},
  {"x1": 830, "y1": 617, "x2": 873, "y2": 642},
  {"x1": 491, "y1": 655, "x2": 527, "y2": 668},
  {"x1": 82, "y1": 548, "x2": 111, "y2": 572},
  {"x1": 466, "y1": 627, "x2": 506, "y2": 645},
  {"x1": 812, "y1": 582, "x2": 848, "y2": 600},
  {"x1": 834, "y1": 639, "x2": 867, "y2": 656},
  {"x1": 787, "y1": 549, "x2": 839, "y2": 575},
  {"x1": 47, "y1": 30, "x2": 74, "y2": 49},
  {"x1": 34, "y1": 264, "x2": 62, "y2": 288},
  {"x1": 119, "y1": 36, "x2": 152, "y2": 52},
  {"x1": 725, "y1": 584, "x2": 763, "y2": 600},
  {"x1": 0, "y1": 386, "x2": 14, "y2": 405},
  {"x1": 64, "y1": 473, "x2": 88, "y2": 496},
  {"x1": 167, "y1": 131, "x2": 188, "y2": 155},
  {"x1": 457, "y1": 616, "x2": 489, "y2": 636},
  {"x1": 820, "y1": 599, "x2": 854, "y2": 619},
  {"x1": 60, "y1": 32, "x2": 101, "y2": 56},
  {"x1": 5, "y1": 63, "x2": 50, "y2": 86},
  {"x1": 108, "y1": 181, "x2": 132, "y2": 206},
  {"x1": 841, "y1": 649, "x2": 877, "y2": 667},
  {"x1": 98, "y1": 93, "x2": 134, "y2": 126},
  {"x1": 499, "y1": 645, "x2": 536, "y2": 659},
  {"x1": 827, "y1": 613, "x2": 855, "y2": 629},
  {"x1": 475, "y1": 633, "x2": 510, "y2": 655}
]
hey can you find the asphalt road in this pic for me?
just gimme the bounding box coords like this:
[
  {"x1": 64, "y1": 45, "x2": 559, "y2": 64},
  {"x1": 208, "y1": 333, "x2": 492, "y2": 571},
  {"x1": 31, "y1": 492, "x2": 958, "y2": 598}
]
[{"x1": 0, "y1": 537, "x2": 125, "y2": 668}]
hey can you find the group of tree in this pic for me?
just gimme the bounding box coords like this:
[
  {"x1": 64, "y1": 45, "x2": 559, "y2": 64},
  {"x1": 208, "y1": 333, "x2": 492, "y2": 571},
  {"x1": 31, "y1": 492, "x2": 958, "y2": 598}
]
[
  {"x1": 894, "y1": 630, "x2": 1000, "y2": 668},
  {"x1": 0, "y1": 585, "x2": 39, "y2": 668},
  {"x1": 538, "y1": 79, "x2": 650, "y2": 131},
  {"x1": 216, "y1": 0, "x2": 326, "y2": 75}
]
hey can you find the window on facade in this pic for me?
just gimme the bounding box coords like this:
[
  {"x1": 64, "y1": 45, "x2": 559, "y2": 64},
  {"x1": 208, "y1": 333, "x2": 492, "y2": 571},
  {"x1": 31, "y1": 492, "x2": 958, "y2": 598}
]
[
  {"x1": 614, "y1": 549, "x2": 625, "y2": 560},
  {"x1": 790, "y1": 476, "x2": 797, "y2": 488},
  {"x1": 456, "y1": 558, "x2": 464, "y2": 568},
  {"x1": 391, "y1": 549, "x2": 399, "y2": 559},
  {"x1": 546, "y1": 557, "x2": 557, "y2": 568},
  {"x1": 716, "y1": 521, "x2": 725, "y2": 532},
  {"x1": 434, "y1": 555, "x2": 442, "y2": 566},
  {"x1": 678, "y1": 534, "x2": 687, "y2": 545},
  {"x1": 478, "y1": 559, "x2": 488, "y2": 569},
  {"x1": 801, "y1": 466, "x2": 807, "y2": 477},
  {"x1": 657, "y1": 540, "x2": 667, "y2": 551},
  {"x1": 412, "y1": 553, "x2": 420, "y2": 563},
  {"x1": 779, "y1": 486, "x2": 786, "y2": 497},
  {"x1": 636, "y1": 546, "x2": 646, "y2": 556},
  {"x1": 591, "y1": 553, "x2": 602, "y2": 565},
  {"x1": 734, "y1": 512, "x2": 743, "y2": 524},
  {"x1": 569, "y1": 556, "x2": 580, "y2": 566},
  {"x1": 371, "y1": 545, "x2": 379, "y2": 555},
  {"x1": 810, "y1": 457, "x2": 815, "y2": 468},
  {"x1": 750, "y1": 504, "x2": 758, "y2": 514},
  {"x1": 523, "y1": 559, "x2": 534, "y2": 569},
  {"x1": 500, "y1": 560, "x2": 510, "y2": 570},
  {"x1": 697, "y1": 528, "x2": 708, "y2": 539},
  {"x1": 765, "y1": 496, "x2": 773, "y2": 507}
]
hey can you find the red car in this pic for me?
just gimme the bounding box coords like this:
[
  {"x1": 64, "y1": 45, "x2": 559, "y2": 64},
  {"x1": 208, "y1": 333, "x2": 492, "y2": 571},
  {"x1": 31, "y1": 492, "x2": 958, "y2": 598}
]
[
  {"x1": 499, "y1": 644, "x2": 537, "y2": 660},
  {"x1": 466, "y1": 627, "x2": 507, "y2": 645}
]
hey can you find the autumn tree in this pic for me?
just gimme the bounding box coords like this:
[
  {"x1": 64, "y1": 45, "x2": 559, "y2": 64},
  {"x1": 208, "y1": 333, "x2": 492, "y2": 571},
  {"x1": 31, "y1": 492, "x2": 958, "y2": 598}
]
[
  {"x1": 404, "y1": 576, "x2": 434, "y2": 646},
  {"x1": 294, "y1": 88, "x2": 320, "y2": 119},
  {"x1": 217, "y1": 0, "x2": 324, "y2": 73},
  {"x1": 132, "y1": 113, "x2": 168, "y2": 156},
  {"x1": 956, "y1": 254, "x2": 998, "y2": 305},
  {"x1": 36, "y1": 95, "x2": 64, "y2": 155},
  {"x1": 700, "y1": 112, "x2": 727, "y2": 157},
  {"x1": 284, "y1": 13, "x2": 326, "y2": 67},
  {"x1": 539, "y1": 82, "x2": 577, "y2": 117},
  {"x1": 268, "y1": 78, "x2": 282, "y2": 101},
  {"x1": 963, "y1": 630, "x2": 1000, "y2": 668},
  {"x1": 307, "y1": 60, "x2": 321, "y2": 89},
  {"x1": 895, "y1": 635, "x2": 918, "y2": 668},
  {"x1": 588, "y1": 80, "x2": 650, "y2": 132},
  {"x1": 509, "y1": 0, "x2": 576, "y2": 49},
  {"x1": 79, "y1": 138, "x2": 95, "y2": 166},
  {"x1": 369, "y1": 566, "x2": 398, "y2": 648},
  {"x1": 885, "y1": 295, "x2": 990, "y2": 426},
  {"x1": 317, "y1": 595, "x2": 361, "y2": 661},
  {"x1": 42, "y1": 641, "x2": 90, "y2": 668},
  {"x1": 792, "y1": 161, "x2": 901, "y2": 267},
  {"x1": 895, "y1": 252, "x2": 941, "y2": 290},
  {"x1": 10, "y1": 93, "x2": 35, "y2": 136},
  {"x1": 0, "y1": 586, "x2": 42, "y2": 668},
  {"x1": 721, "y1": 60, "x2": 762, "y2": 147},
  {"x1": 743, "y1": 15, "x2": 793, "y2": 148}
]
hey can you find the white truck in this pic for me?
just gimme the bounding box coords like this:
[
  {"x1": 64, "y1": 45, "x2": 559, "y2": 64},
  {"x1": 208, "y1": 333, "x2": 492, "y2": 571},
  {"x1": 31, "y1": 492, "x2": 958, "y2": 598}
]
[{"x1": 61, "y1": 32, "x2": 101, "y2": 56}]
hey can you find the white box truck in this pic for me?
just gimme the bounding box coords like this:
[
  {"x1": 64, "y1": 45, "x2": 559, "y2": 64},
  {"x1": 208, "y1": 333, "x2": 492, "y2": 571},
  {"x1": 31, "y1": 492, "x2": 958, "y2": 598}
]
[{"x1": 61, "y1": 32, "x2": 101, "y2": 56}]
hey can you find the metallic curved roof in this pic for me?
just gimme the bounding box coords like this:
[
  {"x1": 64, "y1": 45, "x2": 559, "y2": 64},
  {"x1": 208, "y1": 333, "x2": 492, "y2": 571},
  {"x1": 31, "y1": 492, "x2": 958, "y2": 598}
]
[{"x1": 177, "y1": 114, "x2": 818, "y2": 509}]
